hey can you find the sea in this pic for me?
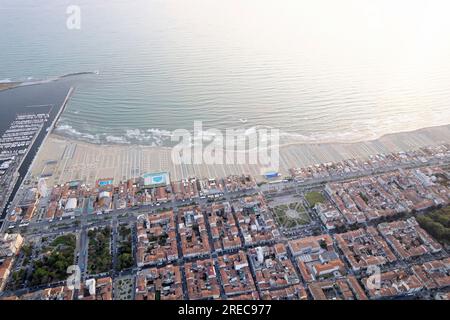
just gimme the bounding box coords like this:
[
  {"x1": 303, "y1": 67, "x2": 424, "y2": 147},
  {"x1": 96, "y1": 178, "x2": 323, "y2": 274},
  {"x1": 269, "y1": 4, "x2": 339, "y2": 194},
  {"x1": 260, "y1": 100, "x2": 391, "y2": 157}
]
[{"x1": 1, "y1": 0, "x2": 450, "y2": 147}]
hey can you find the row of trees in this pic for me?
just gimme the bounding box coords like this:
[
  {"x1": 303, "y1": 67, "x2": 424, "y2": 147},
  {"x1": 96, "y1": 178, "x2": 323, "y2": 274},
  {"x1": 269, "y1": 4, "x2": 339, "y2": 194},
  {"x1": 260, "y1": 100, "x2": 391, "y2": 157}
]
[
  {"x1": 117, "y1": 226, "x2": 133, "y2": 271},
  {"x1": 88, "y1": 227, "x2": 112, "y2": 274}
]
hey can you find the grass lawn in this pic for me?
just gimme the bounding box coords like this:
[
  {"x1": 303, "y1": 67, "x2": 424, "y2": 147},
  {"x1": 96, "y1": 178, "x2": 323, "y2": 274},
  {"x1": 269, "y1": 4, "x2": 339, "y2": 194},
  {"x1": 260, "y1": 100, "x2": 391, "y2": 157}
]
[{"x1": 305, "y1": 191, "x2": 326, "y2": 208}]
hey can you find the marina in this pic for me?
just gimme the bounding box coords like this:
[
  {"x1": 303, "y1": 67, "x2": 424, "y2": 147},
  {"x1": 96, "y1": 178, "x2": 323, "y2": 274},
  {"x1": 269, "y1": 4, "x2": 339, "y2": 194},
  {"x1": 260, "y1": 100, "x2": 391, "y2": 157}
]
[{"x1": 0, "y1": 80, "x2": 75, "y2": 226}]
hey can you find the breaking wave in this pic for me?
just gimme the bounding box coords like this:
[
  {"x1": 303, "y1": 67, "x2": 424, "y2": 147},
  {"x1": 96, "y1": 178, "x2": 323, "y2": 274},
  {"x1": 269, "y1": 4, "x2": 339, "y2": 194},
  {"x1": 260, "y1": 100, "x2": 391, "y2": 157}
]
[
  {"x1": 52, "y1": 123, "x2": 380, "y2": 148},
  {"x1": 54, "y1": 124, "x2": 174, "y2": 147},
  {"x1": 53, "y1": 112, "x2": 450, "y2": 149}
]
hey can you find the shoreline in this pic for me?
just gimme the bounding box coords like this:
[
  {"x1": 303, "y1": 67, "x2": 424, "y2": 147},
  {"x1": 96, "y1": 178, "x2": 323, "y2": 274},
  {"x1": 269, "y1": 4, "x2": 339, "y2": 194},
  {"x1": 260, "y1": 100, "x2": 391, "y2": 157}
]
[
  {"x1": 30, "y1": 123, "x2": 450, "y2": 185},
  {"x1": 0, "y1": 82, "x2": 21, "y2": 92},
  {"x1": 53, "y1": 121, "x2": 450, "y2": 149},
  {"x1": 0, "y1": 71, "x2": 97, "y2": 93}
]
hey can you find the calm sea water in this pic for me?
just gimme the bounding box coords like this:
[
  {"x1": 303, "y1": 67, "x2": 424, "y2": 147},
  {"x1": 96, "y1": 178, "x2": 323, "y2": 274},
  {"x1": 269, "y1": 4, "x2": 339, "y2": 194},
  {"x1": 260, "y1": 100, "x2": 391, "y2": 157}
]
[{"x1": 1, "y1": 0, "x2": 450, "y2": 146}]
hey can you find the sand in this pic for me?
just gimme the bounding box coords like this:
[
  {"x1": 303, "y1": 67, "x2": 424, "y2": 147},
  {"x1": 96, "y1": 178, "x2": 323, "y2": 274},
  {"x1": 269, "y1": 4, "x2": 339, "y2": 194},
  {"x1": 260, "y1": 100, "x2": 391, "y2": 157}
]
[
  {"x1": 0, "y1": 82, "x2": 21, "y2": 91},
  {"x1": 29, "y1": 124, "x2": 450, "y2": 185}
]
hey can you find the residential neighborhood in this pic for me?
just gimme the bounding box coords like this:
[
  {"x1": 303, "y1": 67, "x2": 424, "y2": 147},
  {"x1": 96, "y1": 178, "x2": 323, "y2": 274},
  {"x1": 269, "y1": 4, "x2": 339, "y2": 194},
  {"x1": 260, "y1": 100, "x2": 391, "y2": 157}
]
[{"x1": 0, "y1": 145, "x2": 449, "y2": 300}]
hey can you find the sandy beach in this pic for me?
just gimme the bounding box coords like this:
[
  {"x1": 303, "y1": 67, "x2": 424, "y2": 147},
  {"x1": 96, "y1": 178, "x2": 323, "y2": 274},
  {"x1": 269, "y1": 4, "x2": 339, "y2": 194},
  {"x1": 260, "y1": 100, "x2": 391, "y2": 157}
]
[
  {"x1": 28, "y1": 124, "x2": 450, "y2": 186},
  {"x1": 0, "y1": 82, "x2": 21, "y2": 91}
]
